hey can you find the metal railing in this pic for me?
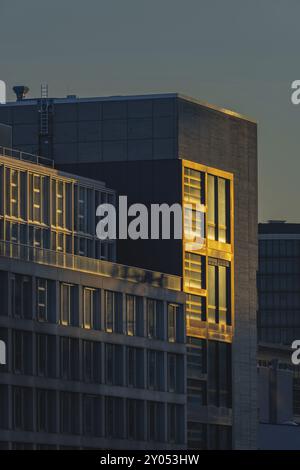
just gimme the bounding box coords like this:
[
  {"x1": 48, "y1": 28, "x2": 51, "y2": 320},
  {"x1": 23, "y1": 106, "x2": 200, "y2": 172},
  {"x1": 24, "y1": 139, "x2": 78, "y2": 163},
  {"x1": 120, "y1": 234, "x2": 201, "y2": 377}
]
[
  {"x1": 0, "y1": 240, "x2": 182, "y2": 292},
  {"x1": 0, "y1": 146, "x2": 54, "y2": 168}
]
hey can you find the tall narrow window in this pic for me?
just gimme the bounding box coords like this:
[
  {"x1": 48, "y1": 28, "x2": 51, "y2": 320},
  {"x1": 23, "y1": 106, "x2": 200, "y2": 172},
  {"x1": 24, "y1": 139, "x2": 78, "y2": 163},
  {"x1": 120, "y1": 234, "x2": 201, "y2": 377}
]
[
  {"x1": 168, "y1": 354, "x2": 177, "y2": 392},
  {"x1": 56, "y1": 181, "x2": 64, "y2": 228},
  {"x1": 208, "y1": 258, "x2": 231, "y2": 325},
  {"x1": 104, "y1": 290, "x2": 122, "y2": 334},
  {"x1": 105, "y1": 290, "x2": 114, "y2": 333},
  {"x1": 83, "y1": 288, "x2": 94, "y2": 329},
  {"x1": 207, "y1": 175, "x2": 216, "y2": 241},
  {"x1": 147, "y1": 299, "x2": 156, "y2": 339},
  {"x1": 37, "y1": 278, "x2": 47, "y2": 322},
  {"x1": 33, "y1": 174, "x2": 42, "y2": 223},
  {"x1": 218, "y1": 266, "x2": 227, "y2": 324},
  {"x1": 168, "y1": 304, "x2": 177, "y2": 342},
  {"x1": 78, "y1": 186, "x2": 87, "y2": 233},
  {"x1": 11, "y1": 169, "x2": 19, "y2": 218},
  {"x1": 207, "y1": 174, "x2": 230, "y2": 243},
  {"x1": 127, "y1": 347, "x2": 136, "y2": 387},
  {"x1": 208, "y1": 265, "x2": 217, "y2": 323},
  {"x1": 61, "y1": 283, "x2": 71, "y2": 326},
  {"x1": 218, "y1": 178, "x2": 227, "y2": 243},
  {"x1": 126, "y1": 295, "x2": 135, "y2": 336}
]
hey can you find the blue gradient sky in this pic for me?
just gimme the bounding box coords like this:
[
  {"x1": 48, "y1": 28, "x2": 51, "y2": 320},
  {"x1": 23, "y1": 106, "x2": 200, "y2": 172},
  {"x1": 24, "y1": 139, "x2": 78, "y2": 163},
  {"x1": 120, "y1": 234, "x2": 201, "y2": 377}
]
[{"x1": 1, "y1": 0, "x2": 299, "y2": 222}]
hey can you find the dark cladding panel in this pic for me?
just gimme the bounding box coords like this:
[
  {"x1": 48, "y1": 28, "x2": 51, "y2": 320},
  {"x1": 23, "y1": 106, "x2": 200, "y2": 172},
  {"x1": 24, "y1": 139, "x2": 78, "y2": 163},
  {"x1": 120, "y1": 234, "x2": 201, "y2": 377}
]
[{"x1": 0, "y1": 123, "x2": 12, "y2": 148}]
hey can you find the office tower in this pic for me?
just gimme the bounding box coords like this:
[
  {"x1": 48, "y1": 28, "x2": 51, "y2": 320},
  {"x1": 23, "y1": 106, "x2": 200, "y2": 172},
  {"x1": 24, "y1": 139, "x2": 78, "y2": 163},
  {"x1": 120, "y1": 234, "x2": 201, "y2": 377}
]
[
  {"x1": 0, "y1": 148, "x2": 186, "y2": 450},
  {"x1": 0, "y1": 91, "x2": 258, "y2": 449},
  {"x1": 258, "y1": 221, "x2": 300, "y2": 448}
]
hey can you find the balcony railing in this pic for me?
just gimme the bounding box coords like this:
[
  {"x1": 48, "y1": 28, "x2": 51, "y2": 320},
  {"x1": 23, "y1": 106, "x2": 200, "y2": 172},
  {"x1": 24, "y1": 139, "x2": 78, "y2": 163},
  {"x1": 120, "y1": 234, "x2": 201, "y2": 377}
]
[
  {"x1": 0, "y1": 146, "x2": 54, "y2": 168},
  {"x1": 0, "y1": 240, "x2": 182, "y2": 292}
]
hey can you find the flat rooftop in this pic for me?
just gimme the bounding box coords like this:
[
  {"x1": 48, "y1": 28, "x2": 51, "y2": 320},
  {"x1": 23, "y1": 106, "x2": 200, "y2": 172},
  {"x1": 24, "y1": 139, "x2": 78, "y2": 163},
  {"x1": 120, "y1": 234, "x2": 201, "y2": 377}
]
[
  {"x1": 1, "y1": 92, "x2": 256, "y2": 123},
  {"x1": 259, "y1": 221, "x2": 300, "y2": 235}
]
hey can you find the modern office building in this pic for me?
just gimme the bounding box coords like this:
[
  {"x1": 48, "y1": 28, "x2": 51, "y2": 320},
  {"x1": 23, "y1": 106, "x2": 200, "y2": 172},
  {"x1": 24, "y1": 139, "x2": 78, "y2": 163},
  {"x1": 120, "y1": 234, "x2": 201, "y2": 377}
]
[
  {"x1": 258, "y1": 221, "x2": 300, "y2": 448},
  {"x1": 258, "y1": 221, "x2": 300, "y2": 345},
  {"x1": 0, "y1": 148, "x2": 186, "y2": 450},
  {"x1": 0, "y1": 89, "x2": 258, "y2": 449}
]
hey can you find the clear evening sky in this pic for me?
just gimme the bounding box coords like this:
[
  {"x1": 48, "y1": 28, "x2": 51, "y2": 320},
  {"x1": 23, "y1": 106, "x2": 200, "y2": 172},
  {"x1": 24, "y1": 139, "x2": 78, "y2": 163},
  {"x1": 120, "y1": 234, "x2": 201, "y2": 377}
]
[{"x1": 1, "y1": 0, "x2": 299, "y2": 222}]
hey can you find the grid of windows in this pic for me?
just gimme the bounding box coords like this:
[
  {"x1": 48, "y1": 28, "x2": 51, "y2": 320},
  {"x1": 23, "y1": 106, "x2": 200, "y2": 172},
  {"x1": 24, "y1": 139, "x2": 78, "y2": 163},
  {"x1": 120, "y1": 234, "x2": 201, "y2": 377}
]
[
  {"x1": 0, "y1": 162, "x2": 116, "y2": 262},
  {"x1": 258, "y1": 237, "x2": 300, "y2": 344},
  {"x1": 0, "y1": 267, "x2": 185, "y2": 447}
]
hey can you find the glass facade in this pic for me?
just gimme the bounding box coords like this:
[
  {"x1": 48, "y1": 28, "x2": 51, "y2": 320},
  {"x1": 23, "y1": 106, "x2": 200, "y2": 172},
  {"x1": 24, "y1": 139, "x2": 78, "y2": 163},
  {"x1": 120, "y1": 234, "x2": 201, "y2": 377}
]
[
  {"x1": 0, "y1": 157, "x2": 116, "y2": 261},
  {"x1": 258, "y1": 233, "x2": 300, "y2": 344},
  {"x1": 182, "y1": 161, "x2": 233, "y2": 339},
  {"x1": 183, "y1": 161, "x2": 233, "y2": 450}
]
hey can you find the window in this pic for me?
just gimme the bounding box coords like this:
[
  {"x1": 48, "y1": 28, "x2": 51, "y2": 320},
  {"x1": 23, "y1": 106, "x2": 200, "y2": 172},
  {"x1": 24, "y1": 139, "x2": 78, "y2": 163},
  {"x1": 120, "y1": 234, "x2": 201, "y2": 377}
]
[
  {"x1": 168, "y1": 404, "x2": 183, "y2": 444},
  {"x1": 127, "y1": 399, "x2": 144, "y2": 441},
  {"x1": 10, "y1": 169, "x2": 18, "y2": 217},
  {"x1": 147, "y1": 299, "x2": 163, "y2": 339},
  {"x1": 83, "y1": 287, "x2": 96, "y2": 329},
  {"x1": 32, "y1": 174, "x2": 42, "y2": 222},
  {"x1": 208, "y1": 258, "x2": 231, "y2": 325},
  {"x1": 126, "y1": 295, "x2": 135, "y2": 336},
  {"x1": 207, "y1": 174, "x2": 230, "y2": 243},
  {"x1": 127, "y1": 347, "x2": 144, "y2": 388},
  {"x1": 184, "y1": 252, "x2": 205, "y2": 292},
  {"x1": 60, "y1": 337, "x2": 80, "y2": 381},
  {"x1": 148, "y1": 350, "x2": 164, "y2": 391},
  {"x1": 60, "y1": 392, "x2": 80, "y2": 435},
  {"x1": 36, "y1": 278, "x2": 47, "y2": 321},
  {"x1": 56, "y1": 181, "x2": 64, "y2": 228},
  {"x1": 186, "y1": 295, "x2": 206, "y2": 337},
  {"x1": 208, "y1": 424, "x2": 232, "y2": 450},
  {"x1": 183, "y1": 167, "x2": 204, "y2": 204},
  {"x1": 37, "y1": 389, "x2": 56, "y2": 433},
  {"x1": 104, "y1": 290, "x2": 122, "y2": 333},
  {"x1": 187, "y1": 337, "x2": 207, "y2": 375},
  {"x1": 5, "y1": 168, "x2": 26, "y2": 219},
  {"x1": 105, "y1": 343, "x2": 123, "y2": 386},
  {"x1": 11, "y1": 274, "x2": 32, "y2": 319},
  {"x1": 168, "y1": 354, "x2": 177, "y2": 392},
  {"x1": 52, "y1": 179, "x2": 72, "y2": 230},
  {"x1": 208, "y1": 264, "x2": 217, "y2": 323},
  {"x1": 208, "y1": 341, "x2": 232, "y2": 408},
  {"x1": 105, "y1": 397, "x2": 124, "y2": 439},
  {"x1": 13, "y1": 387, "x2": 33, "y2": 431},
  {"x1": 78, "y1": 186, "x2": 87, "y2": 233},
  {"x1": 147, "y1": 402, "x2": 164, "y2": 442},
  {"x1": 83, "y1": 340, "x2": 101, "y2": 384},
  {"x1": 75, "y1": 185, "x2": 92, "y2": 235},
  {"x1": 83, "y1": 395, "x2": 102, "y2": 437},
  {"x1": 188, "y1": 422, "x2": 207, "y2": 450},
  {"x1": 13, "y1": 330, "x2": 32, "y2": 375},
  {"x1": 167, "y1": 304, "x2": 177, "y2": 342},
  {"x1": 60, "y1": 283, "x2": 78, "y2": 326},
  {"x1": 36, "y1": 334, "x2": 56, "y2": 378},
  {"x1": 0, "y1": 385, "x2": 9, "y2": 430}
]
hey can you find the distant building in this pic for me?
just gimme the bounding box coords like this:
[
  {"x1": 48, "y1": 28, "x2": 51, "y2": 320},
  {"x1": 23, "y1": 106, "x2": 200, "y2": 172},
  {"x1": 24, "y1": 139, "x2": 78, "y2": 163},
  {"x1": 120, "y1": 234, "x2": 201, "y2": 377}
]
[
  {"x1": 0, "y1": 149, "x2": 186, "y2": 450},
  {"x1": 258, "y1": 221, "x2": 300, "y2": 449},
  {"x1": 0, "y1": 90, "x2": 258, "y2": 449}
]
